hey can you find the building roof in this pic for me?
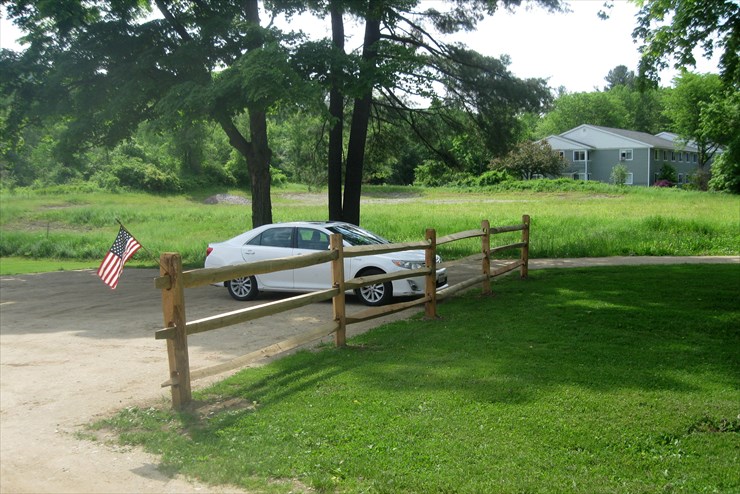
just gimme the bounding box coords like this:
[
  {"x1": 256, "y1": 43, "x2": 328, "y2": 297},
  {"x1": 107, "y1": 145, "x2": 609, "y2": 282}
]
[{"x1": 575, "y1": 125, "x2": 678, "y2": 149}]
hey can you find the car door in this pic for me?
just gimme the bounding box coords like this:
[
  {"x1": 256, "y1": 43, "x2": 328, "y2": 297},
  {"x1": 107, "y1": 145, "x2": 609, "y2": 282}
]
[
  {"x1": 292, "y1": 227, "x2": 333, "y2": 290},
  {"x1": 241, "y1": 226, "x2": 294, "y2": 289}
]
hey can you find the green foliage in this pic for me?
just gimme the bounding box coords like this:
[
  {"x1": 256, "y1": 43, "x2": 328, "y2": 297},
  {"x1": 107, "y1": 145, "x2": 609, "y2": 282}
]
[
  {"x1": 535, "y1": 86, "x2": 668, "y2": 137},
  {"x1": 632, "y1": 0, "x2": 739, "y2": 86},
  {"x1": 708, "y1": 153, "x2": 740, "y2": 193},
  {"x1": 488, "y1": 141, "x2": 566, "y2": 180},
  {"x1": 656, "y1": 163, "x2": 678, "y2": 184},
  {"x1": 413, "y1": 160, "x2": 456, "y2": 187},
  {"x1": 664, "y1": 72, "x2": 725, "y2": 167},
  {"x1": 108, "y1": 156, "x2": 182, "y2": 193},
  {"x1": 476, "y1": 169, "x2": 512, "y2": 186},
  {"x1": 94, "y1": 265, "x2": 740, "y2": 493},
  {"x1": 610, "y1": 163, "x2": 630, "y2": 186}
]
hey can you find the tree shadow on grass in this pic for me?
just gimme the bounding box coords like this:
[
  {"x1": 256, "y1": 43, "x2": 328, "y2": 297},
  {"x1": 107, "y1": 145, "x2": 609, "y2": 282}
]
[{"x1": 201, "y1": 265, "x2": 740, "y2": 413}]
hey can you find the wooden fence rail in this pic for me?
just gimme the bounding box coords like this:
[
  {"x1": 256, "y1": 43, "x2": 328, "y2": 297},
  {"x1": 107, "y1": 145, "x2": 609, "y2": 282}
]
[{"x1": 155, "y1": 215, "x2": 530, "y2": 409}]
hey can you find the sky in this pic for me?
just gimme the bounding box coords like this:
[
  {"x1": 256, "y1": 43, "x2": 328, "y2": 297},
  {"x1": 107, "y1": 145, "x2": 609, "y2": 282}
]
[{"x1": 0, "y1": 1, "x2": 721, "y2": 93}]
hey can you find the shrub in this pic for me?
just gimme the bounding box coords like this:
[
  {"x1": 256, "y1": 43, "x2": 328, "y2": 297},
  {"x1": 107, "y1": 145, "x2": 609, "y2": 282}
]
[
  {"x1": 111, "y1": 157, "x2": 182, "y2": 192},
  {"x1": 488, "y1": 141, "x2": 566, "y2": 180},
  {"x1": 653, "y1": 179, "x2": 673, "y2": 187},
  {"x1": 477, "y1": 170, "x2": 512, "y2": 186},
  {"x1": 656, "y1": 164, "x2": 678, "y2": 183},
  {"x1": 413, "y1": 160, "x2": 454, "y2": 187},
  {"x1": 610, "y1": 164, "x2": 630, "y2": 186},
  {"x1": 708, "y1": 152, "x2": 740, "y2": 194}
]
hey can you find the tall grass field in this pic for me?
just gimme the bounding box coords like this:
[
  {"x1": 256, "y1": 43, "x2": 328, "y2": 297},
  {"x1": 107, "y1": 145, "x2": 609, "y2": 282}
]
[{"x1": 1, "y1": 183, "x2": 738, "y2": 274}]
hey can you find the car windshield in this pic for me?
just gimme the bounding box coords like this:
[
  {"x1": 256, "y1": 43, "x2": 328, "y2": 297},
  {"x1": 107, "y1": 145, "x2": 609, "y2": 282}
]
[{"x1": 326, "y1": 224, "x2": 389, "y2": 246}]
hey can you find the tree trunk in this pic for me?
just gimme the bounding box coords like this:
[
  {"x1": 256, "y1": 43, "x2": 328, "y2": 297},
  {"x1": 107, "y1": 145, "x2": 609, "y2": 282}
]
[
  {"x1": 327, "y1": 2, "x2": 345, "y2": 221},
  {"x1": 215, "y1": 113, "x2": 271, "y2": 227},
  {"x1": 241, "y1": 0, "x2": 272, "y2": 227},
  {"x1": 248, "y1": 108, "x2": 273, "y2": 227},
  {"x1": 343, "y1": 3, "x2": 381, "y2": 226}
]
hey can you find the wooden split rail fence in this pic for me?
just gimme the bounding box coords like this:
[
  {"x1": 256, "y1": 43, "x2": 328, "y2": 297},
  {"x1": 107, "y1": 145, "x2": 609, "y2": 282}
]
[{"x1": 154, "y1": 215, "x2": 530, "y2": 409}]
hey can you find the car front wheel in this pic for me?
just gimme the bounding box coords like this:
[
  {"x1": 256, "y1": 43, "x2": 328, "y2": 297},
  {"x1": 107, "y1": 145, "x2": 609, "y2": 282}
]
[
  {"x1": 226, "y1": 276, "x2": 259, "y2": 301},
  {"x1": 355, "y1": 268, "x2": 392, "y2": 306}
]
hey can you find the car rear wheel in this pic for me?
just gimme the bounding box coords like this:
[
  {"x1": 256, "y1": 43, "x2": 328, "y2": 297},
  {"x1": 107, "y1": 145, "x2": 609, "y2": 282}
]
[
  {"x1": 226, "y1": 276, "x2": 259, "y2": 301},
  {"x1": 355, "y1": 268, "x2": 392, "y2": 306}
]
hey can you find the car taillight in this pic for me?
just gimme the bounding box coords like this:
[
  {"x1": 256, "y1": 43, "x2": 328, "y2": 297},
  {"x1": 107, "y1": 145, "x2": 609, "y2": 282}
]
[{"x1": 206, "y1": 247, "x2": 213, "y2": 257}]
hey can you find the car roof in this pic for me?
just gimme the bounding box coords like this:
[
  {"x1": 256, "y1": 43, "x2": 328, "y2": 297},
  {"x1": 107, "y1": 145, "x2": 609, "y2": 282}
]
[{"x1": 262, "y1": 221, "x2": 353, "y2": 228}]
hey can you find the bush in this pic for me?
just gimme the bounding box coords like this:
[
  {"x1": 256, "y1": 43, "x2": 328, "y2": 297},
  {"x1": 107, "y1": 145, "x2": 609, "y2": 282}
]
[
  {"x1": 653, "y1": 179, "x2": 673, "y2": 187},
  {"x1": 413, "y1": 160, "x2": 454, "y2": 187},
  {"x1": 656, "y1": 164, "x2": 677, "y2": 183},
  {"x1": 708, "y1": 153, "x2": 740, "y2": 194},
  {"x1": 110, "y1": 157, "x2": 182, "y2": 192},
  {"x1": 610, "y1": 164, "x2": 630, "y2": 186},
  {"x1": 476, "y1": 170, "x2": 512, "y2": 186}
]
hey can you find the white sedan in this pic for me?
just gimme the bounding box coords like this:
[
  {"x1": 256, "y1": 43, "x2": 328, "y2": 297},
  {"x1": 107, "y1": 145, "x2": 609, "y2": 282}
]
[{"x1": 204, "y1": 221, "x2": 447, "y2": 306}]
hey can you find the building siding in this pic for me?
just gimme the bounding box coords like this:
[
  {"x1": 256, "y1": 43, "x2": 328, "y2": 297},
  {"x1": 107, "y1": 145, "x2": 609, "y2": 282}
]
[{"x1": 545, "y1": 125, "x2": 702, "y2": 187}]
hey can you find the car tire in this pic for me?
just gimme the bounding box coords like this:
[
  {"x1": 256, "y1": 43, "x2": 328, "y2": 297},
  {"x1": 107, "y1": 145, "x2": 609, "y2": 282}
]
[
  {"x1": 226, "y1": 276, "x2": 259, "y2": 301},
  {"x1": 355, "y1": 268, "x2": 392, "y2": 306}
]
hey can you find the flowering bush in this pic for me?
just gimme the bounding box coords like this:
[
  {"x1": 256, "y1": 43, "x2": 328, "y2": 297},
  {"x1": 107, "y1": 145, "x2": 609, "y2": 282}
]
[{"x1": 653, "y1": 179, "x2": 674, "y2": 187}]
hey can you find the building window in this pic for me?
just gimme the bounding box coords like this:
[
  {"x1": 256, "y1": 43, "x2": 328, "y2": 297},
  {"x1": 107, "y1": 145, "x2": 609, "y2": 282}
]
[
  {"x1": 678, "y1": 173, "x2": 684, "y2": 184},
  {"x1": 684, "y1": 152, "x2": 690, "y2": 162},
  {"x1": 625, "y1": 173, "x2": 634, "y2": 185},
  {"x1": 663, "y1": 150, "x2": 668, "y2": 160},
  {"x1": 678, "y1": 152, "x2": 683, "y2": 162},
  {"x1": 654, "y1": 149, "x2": 660, "y2": 160},
  {"x1": 558, "y1": 151, "x2": 565, "y2": 160},
  {"x1": 693, "y1": 154, "x2": 697, "y2": 163},
  {"x1": 671, "y1": 151, "x2": 676, "y2": 161},
  {"x1": 620, "y1": 149, "x2": 633, "y2": 161},
  {"x1": 573, "y1": 150, "x2": 587, "y2": 161}
]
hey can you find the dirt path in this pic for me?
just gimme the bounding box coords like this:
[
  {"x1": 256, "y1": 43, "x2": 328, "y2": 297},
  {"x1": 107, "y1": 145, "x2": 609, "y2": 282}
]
[{"x1": 1, "y1": 256, "x2": 737, "y2": 493}]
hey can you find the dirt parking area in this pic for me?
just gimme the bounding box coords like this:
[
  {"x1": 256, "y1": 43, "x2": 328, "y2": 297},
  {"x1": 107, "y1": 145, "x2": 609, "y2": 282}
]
[{"x1": 1, "y1": 256, "x2": 737, "y2": 493}]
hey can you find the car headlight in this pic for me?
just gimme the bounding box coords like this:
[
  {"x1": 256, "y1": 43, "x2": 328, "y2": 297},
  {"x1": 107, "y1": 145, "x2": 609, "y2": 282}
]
[
  {"x1": 392, "y1": 257, "x2": 443, "y2": 270},
  {"x1": 392, "y1": 260, "x2": 425, "y2": 270}
]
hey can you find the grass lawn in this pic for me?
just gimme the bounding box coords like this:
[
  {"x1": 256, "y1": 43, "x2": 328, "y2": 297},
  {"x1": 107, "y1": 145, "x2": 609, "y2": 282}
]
[{"x1": 94, "y1": 264, "x2": 740, "y2": 493}]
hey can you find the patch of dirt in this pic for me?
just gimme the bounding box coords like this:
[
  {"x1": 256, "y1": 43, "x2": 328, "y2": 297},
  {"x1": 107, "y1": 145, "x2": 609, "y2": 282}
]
[{"x1": 204, "y1": 194, "x2": 251, "y2": 205}]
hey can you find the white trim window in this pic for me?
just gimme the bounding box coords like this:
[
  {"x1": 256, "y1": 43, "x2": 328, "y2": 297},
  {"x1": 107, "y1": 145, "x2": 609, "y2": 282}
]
[
  {"x1": 654, "y1": 149, "x2": 660, "y2": 160},
  {"x1": 678, "y1": 173, "x2": 684, "y2": 184},
  {"x1": 620, "y1": 149, "x2": 633, "y2": 161},
  {"x1": 625, "y1": 173, "x2": 634, "y2": 185},
  {"x1": 678, "y1": 152, "x2": 683, "y2": 162},
  {"x1": 573, "y1": 150, "x2": 587, "y2": 161},
  {"x1": 558, "y1": 151, "x2": 565, "y2": 159}
]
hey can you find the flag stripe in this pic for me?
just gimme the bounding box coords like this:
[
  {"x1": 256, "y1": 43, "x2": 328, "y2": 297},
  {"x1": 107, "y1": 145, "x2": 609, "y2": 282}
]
[{"x1": 97, "y1": 227, "x2": 142, "y2": 289}]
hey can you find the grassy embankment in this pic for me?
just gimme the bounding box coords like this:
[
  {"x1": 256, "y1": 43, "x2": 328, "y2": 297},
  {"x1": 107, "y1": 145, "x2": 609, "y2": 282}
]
[
  {"x1": 1, "y1": 183, "x2": 738, "y2": 274},
  {"x1": 92, "y1": 264, "x2": 740, "y2": 493}
]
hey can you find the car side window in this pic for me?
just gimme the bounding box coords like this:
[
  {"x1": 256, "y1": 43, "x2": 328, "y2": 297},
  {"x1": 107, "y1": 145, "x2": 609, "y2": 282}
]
[
  {"x1": 246, "y1": 227, "x2": 293, "y2": 248},
  {"x1": 296, "y1": 228, "x2": 330, "y2": 250}
]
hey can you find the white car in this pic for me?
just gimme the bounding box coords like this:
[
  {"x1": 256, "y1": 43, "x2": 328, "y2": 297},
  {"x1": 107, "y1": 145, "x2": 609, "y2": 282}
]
[{"x1": 204, "y1": 221, "x2": 447, "y2": 306}]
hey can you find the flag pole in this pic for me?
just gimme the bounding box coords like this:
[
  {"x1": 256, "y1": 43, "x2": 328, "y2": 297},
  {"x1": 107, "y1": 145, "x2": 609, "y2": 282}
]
[{"x1": 115, "y1": 218, "x2": 169, "y2": 274}]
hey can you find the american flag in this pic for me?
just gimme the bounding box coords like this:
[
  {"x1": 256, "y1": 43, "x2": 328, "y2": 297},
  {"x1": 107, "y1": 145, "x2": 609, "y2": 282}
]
[{"x1": 98, "y1": 226, "x2": 141, "y2": 289}]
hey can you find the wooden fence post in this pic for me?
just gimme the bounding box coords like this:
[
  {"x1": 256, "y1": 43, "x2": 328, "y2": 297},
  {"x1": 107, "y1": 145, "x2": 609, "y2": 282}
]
[
  {"x1": 424, "y1": 228, "x2": 438, "y2": 319},
  {"x1": 481, "y1": 219, "x2": 491, "y2": 295},
  {"x1": 521, "y1": 215, "x2": 530, "y2": 279},
  {"x1": 330, "y1": 234, "x2": 347, "y2": 347},
  {"x1": 160, "y1": 253, "x2": 191, "y2": 409}
]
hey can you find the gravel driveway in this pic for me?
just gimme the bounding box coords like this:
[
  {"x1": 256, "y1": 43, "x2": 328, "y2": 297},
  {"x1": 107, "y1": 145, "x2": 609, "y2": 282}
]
[{"x1": 1, "y1": 256, "x2": 737, "y2": 493}]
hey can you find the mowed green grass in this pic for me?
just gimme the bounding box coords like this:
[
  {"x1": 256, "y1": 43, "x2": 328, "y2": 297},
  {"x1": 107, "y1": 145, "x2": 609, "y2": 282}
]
[
  {"x1": 1, "y1": 184, "x2": 739, "y2": 274},
  {"x1": 94, "y1": 265, "x2": 740, "y2": 494}
]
